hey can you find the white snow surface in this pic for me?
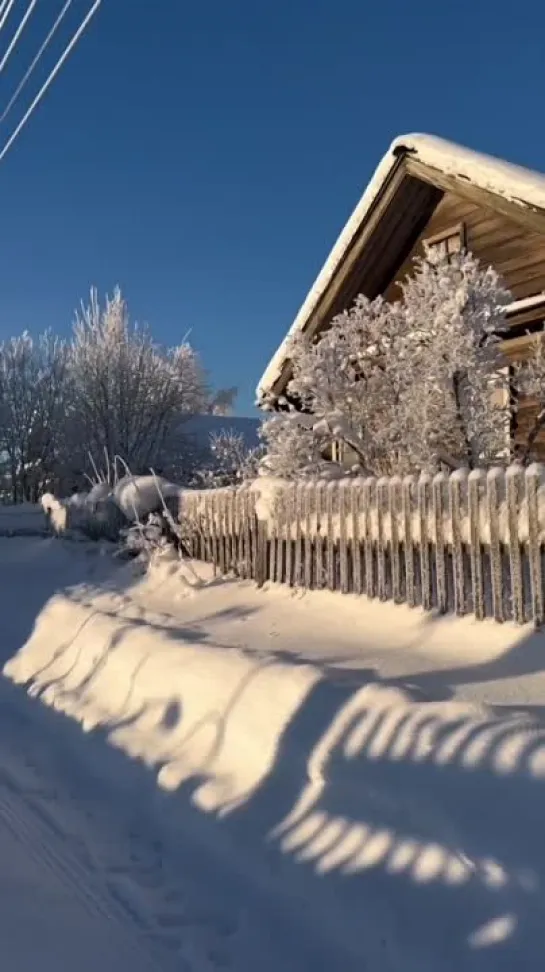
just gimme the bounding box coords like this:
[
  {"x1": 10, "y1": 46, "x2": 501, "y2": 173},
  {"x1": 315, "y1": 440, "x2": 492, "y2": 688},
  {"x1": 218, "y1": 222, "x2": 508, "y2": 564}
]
[
  {"x1": 257, "y1": 132, "x2": 545, "y2": 402},
  {"x1": 3, "y1": 538, "x2": 545, "y2": 968}
]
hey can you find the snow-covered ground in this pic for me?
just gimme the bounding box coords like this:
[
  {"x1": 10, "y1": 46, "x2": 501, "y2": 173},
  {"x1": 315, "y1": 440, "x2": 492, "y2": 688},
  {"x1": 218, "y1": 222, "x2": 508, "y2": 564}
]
[
  {"x1": 0, "y1": 502, "x2": 47, "y2": 535},
  {"x1": 2, "y1": 537, "x2": 545, "y2": 969}
]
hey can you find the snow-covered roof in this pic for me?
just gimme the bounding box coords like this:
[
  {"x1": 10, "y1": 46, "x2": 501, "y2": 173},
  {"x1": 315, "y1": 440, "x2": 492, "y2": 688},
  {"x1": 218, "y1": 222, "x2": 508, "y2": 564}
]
[
  {"x1": 177, "y1": 414, "x2": 261, "y2": 449},
  {"x1": 257, "y1": 133, "x2": 545, "y2": 405}
]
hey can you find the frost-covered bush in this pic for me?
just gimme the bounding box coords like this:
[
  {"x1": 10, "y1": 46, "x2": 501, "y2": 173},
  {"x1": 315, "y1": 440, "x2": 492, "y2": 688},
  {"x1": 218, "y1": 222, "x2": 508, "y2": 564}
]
[
  {"x1": 512, "y1": 332, "x2": 545, "y2": 464},
  {"x1": 190, "y1": 430, "x2": 264, "y2": 487},
  {"x1": 261, "y1": 247, "x2": 513, "y2": 476}
]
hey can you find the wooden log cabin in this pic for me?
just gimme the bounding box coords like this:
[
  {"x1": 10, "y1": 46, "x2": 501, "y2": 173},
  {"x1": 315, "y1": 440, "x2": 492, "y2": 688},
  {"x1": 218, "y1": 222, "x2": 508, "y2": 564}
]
[{"x1": 256, "y1": 134, "x2": 545, "y2": 459}]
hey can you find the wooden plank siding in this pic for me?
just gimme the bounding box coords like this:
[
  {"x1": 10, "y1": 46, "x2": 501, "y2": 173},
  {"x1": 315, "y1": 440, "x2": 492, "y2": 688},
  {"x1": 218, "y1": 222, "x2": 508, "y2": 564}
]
[{"x1": 385, "y1": 191, "x2": 545, "y2": 304}]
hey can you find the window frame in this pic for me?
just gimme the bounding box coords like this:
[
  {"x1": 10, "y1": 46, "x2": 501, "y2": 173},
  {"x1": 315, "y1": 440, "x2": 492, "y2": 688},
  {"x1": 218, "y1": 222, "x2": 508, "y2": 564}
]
[{"x1": 424, "y1": 223, "x2": 467, "y2": 260}]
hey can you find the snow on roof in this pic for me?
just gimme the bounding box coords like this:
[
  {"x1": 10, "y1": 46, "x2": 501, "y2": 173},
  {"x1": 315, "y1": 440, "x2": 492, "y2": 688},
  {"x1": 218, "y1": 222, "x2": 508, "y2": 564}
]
[
  {"x1": 257, "y1": 133, "x2": 545, "y2": 404},
  {"x1": 177, "y1": 413, "x2": 261, "y2": 449}
]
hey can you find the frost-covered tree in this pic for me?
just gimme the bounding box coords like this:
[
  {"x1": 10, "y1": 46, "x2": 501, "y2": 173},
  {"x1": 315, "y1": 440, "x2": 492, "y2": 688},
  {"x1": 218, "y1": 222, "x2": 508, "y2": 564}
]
[
  {"x1": 261, "y1": 247, "x2": 512, "y2": 477},
  {"x1": 260, "y1": 294, "x2": 409, "y2": 477},
  {"x1": 190, "y1": 429, "x2": 263, "y2": 487},
  {"x1": 512, "y1": 333, "x2": 545, "y2": 464},
  {"x1": 398, "y1": 247, "x2": 512, "y2": 469},
  {"x1": 207, "y1": 386, "x2": 238, "y2": 416},
  {"x1": 259, "y1": 411, "x2": 343, "y2": 479},
  {"x1": 68, "y1": 287, "x2": 209, "y2": 474},
  {"x1": 0, "y1": 331, "x2": 69, "y2": 501}
]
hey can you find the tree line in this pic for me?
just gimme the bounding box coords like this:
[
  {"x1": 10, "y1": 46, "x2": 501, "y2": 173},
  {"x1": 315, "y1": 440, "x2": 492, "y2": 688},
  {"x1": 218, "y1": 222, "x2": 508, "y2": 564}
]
[{"x1": 0, "y1": 287, "x2": 239, "y2": 502}]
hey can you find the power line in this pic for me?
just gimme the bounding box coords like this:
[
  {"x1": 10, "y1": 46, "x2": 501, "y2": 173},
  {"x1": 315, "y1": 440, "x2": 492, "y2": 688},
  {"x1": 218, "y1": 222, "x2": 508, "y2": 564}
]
[
  {"x1": 0, "y1": 0, "x2": 39, "y2": 76},
  {"x1": 0, "y1": 0, "x2": 15, "y2": 35},
  {"x1": 0, "y1": 0, "x2": 103, "y2": 165},
  {"x1": 0, "y1": 0, "x2": 76, "y2": 125}
]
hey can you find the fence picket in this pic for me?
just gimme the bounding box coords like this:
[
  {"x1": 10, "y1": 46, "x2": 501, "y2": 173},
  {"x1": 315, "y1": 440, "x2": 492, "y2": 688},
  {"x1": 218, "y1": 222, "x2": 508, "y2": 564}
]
[
  {"x1": 449, "y1": 470, "x2": 466, "y2": 616},
  {"x1": 433, "y1": 472, "x2": 448, "y2": 614},
  {"x1": 293, "y1": 483, "x2": 304, "y2": 587},
  {"x1": 507, "y1": 466, "x2": 525, "y2": 623},
  {"x1": 351, "y1": 479, "x2": 363, "y2": 595},
  {"x1": 174, "y1": 463, "x2": 545, "y2": 627},
  {"x1": 487, "y1": 469, "x2": 503, "y2": 623},
  {"x1": 304, "y1": 483, "x2": 313, "y2": 588},
  {"x1": 468, "y1": 470, "x2": 485, "y2": 621},
  {"x1": 402, "y1": 475, "x2": 416, "y2": 608},
  {"x1": 389, "y1": 476, "x2": 402, "y2": 603},
  {"x1": 418, "y1": 473, "x2": 432, "y2": 611},
  {"x1": 339, "y1": 481, "x2": 349, "y2": 594},
  {"x1": 364, "y1": 478, "x2": 375, "y2": 599},
  {"x1": 526, "y1": 465, "x2": 544, "y2": 627},
  {"x1": 284, "y1": 484, "x2": 295, "y2": 586},
  {"x1": 377, "y1": 478, "x2": 388, "y2": 600},
  {"x1": 315, "y1": 481, "x2": 326, "y2": 589},
  {"x1": 326, "y1": 483, "x2": 336, "y2": 591}
]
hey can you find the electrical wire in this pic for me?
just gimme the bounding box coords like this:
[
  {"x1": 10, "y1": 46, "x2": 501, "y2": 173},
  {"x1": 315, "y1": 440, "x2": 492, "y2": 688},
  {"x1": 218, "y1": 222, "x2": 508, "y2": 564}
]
[
  {"x1": 0, "y1": 0, "x2": 15, "y2": 35},
  {"x1": 0, "y1": 0, "x2": 103, "y2": 164},
  {"x1": 0, "y1": 0, "x2": 76, "y2": 124},
  {"x1": 0, "y1": 0, "x2": 39, "y2": 76}
]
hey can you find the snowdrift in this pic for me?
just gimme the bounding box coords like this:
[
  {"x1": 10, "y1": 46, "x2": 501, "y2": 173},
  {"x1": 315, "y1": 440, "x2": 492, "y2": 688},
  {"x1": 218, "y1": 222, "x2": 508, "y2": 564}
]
[
  {"x1": 0, "y1": 502, "x2": 48, "y2": 536},
  {"x1": 5, "y1": 547, "x2": 545, "y2": 969}
]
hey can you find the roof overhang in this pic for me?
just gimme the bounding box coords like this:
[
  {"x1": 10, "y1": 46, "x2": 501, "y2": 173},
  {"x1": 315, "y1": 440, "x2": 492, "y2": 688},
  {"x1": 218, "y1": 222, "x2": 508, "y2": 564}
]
[{"x1": 257, "y1": 133, "x2": 545, "y2": 408}]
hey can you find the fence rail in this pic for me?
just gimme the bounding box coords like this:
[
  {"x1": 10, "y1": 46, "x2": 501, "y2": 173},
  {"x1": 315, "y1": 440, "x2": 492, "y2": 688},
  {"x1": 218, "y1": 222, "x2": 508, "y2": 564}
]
[{"x1": 179, "y1": 466, "x2": 545, "y2": 625}]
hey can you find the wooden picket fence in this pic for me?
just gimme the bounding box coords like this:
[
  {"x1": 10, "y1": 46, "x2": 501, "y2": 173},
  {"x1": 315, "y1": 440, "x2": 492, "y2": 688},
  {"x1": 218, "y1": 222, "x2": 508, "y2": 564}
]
[{"x1": 178, "y1": 465, "x2": 545, "y2": 625}]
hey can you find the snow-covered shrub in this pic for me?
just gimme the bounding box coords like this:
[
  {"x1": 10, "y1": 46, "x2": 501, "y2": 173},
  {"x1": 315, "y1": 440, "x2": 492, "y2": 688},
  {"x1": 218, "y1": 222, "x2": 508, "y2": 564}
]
[
  {"x1": 512, "y1": 333, "x2": 545, "y2": 464},
  {"x1": 398, "y1": 246, "x2": 511, "y2": 470},
  {"x1": 190, "y1": 430, "x2": 264, "y2": 487},
  {"x1": 261, "y1": 247, "x2": 512, "y2": 477},
  {"x1": 113, "y1": 473, "x2": 181, "y2": 522}
]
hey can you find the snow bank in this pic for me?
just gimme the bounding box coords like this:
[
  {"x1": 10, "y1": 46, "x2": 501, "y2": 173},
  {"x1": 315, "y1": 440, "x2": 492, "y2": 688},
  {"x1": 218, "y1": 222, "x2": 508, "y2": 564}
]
[
  {"x1": 4, "y1": 550, "x2": 539, "y2": 817},
  {"x1": 0, "y1": 502, "x2": 48, "y2": 536},
  {"x1": 5, "y1": 542, "x2": 545, "y2": 967},
  {"x1": 113, "y1": 474, "x2": 181, "y2": 522}
]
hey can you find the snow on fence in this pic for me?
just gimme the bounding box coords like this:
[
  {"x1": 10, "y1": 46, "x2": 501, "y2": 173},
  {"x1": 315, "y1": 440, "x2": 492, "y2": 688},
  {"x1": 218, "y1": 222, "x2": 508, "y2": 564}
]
[{"x1": 178, "y1": 465, "x2": 545, "y2": 626}]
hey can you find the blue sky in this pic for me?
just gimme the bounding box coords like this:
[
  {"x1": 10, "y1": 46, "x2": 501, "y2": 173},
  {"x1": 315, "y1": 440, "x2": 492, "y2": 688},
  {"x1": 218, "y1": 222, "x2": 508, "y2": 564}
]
[{"x1": 0, "y1": 0, "x2": 544, "y2": 414}]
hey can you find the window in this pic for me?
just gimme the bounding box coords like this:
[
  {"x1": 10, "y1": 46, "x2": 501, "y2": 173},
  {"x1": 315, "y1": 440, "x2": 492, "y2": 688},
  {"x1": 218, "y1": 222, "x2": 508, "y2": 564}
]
[{"x1": 425, "y1": 223, "x2": 466, "y2": 261}]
